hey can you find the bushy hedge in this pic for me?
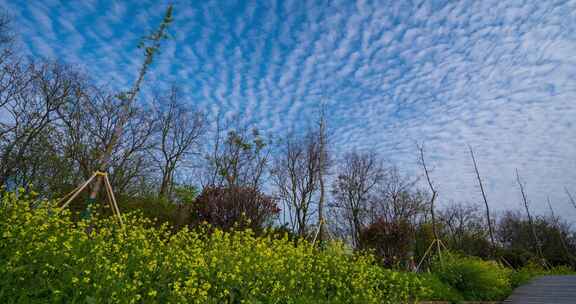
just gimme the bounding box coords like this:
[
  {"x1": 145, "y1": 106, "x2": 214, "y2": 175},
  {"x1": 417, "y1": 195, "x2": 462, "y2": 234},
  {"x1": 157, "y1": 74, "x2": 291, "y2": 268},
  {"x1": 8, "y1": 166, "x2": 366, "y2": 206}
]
[
  {"x1": 426, "y1": 253, "x2": 576, "y2": 302},
  {"x1": 431, "y1": 253, "x2": 512, "y2": 301},
  {"x1": 0, "y1": 194, "x2": 426, "y2": 304}
]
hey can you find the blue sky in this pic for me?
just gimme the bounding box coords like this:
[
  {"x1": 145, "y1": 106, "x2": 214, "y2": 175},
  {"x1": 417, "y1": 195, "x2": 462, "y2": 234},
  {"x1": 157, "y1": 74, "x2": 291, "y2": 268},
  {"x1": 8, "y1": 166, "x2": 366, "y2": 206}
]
[{"x1": 3, "y1": 0, "x2": 576, "y2": 220}]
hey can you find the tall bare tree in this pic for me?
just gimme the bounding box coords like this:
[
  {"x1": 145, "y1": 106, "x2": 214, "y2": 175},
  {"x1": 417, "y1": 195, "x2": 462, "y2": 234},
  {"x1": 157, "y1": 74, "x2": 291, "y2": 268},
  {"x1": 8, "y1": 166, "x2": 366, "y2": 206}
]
[
  {"x1": 271, "y1": 131, "x2": 321, "y2": 237},
  {"x1": 377, "y1": 166, "x2": 424, "y2": 224},
  {"x1": 152, "y1": 86, "x2": 205, "y2": 198},
  {"x1": 468, "y1": 145, "x2": 496, "y2": 252},
  {"x1": 515, "y1": 169, "x2": 545, "y2": 263},
  {"x1": 546, "y1": 197, "x2": 576, "y2": 264},
  {"x1": 57, "y1": 85, "x2": 156, "y2": 195},
  {"x1": 418, "y1": 144, "x2": 439, "y2": 241},
  {"x1": 0, "y1": 62, "x2": 80, "y2": 186},
  {"x1": 206, "y1": 125, "x2": 270, "y2": 190},
  {"x1": 316, "y1": 110, "x2": 328, "y2": 243},
  {"x1": 331, "y1": 151, "x2": 384, "y2": 247},
  {"x1": 565, "y1": 187, "x2": 576, "y2": 210},
  {"x1": 439, "y1": 202, "x2": 486, "y2": 253}
]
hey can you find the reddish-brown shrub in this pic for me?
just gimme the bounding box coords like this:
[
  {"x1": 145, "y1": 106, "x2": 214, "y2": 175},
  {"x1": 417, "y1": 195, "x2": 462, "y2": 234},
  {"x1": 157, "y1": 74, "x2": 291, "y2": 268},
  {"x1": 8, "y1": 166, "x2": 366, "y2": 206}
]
[
  {"x1": 192, "y1": 186, "x2": 280, "y2": 232},
  {"x1": 359, "y1": 218, "x2": 414, "y2": 268}
]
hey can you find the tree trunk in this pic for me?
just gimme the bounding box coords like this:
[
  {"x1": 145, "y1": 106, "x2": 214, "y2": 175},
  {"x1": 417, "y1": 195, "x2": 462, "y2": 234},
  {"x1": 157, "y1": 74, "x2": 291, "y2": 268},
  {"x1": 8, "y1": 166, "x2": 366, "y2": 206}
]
[
  {"x1": 86, "y1": 6, "x2": 173, "y2": 202},
  {"x1": 317, "y1": 111, "x2": 326, "y2": 244},
  {"x1": 469, "y1": 145, "x2": 496, "y2": 253}
]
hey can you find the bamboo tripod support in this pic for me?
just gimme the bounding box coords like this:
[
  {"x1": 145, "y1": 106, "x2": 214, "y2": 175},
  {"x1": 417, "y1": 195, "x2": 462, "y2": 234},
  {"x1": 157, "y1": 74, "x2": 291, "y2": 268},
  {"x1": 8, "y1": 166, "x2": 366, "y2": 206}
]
[
  {"x1": 58, "y1": 171, "x2": 124, "y2": 229},
  {"x1": 414, "y1": 239, "x2": 513, "y2": 271},
  {"x1": 415, "y1": 238, "x2": 448, "y2": 272},
  {"x1": 312, "y1": 219, "x2": 327, "y2": 246}
]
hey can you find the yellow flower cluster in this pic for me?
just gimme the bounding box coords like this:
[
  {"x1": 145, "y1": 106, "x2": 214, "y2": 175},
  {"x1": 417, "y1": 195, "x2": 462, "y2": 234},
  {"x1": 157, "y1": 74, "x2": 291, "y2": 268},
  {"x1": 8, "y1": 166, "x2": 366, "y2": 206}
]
[{"x1": 0, "y1": 193, "x2": 426, "y2": 303}]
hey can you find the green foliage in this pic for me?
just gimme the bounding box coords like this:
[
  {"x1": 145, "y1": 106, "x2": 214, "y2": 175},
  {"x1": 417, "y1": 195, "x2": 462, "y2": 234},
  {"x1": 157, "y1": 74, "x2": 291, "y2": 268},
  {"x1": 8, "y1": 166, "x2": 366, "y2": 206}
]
[
  {"x1": 431, "y1": 253, "x2": 512, "y2": 301},
  {"x1": 509, "y1": 262, "x2": 576, "y2": 288},
  {"x1": 137, "y1": 5, "x2": 174, "y2": 66},
  {"x1": 0, "y1": 194, "x2": 427, "y2": 303},
  {"x1": 119, "y1": 194, "x2": 178, "y2": 227},
  {"x1": 419, "y1": 273, "x2": 463, "y2": 303},
  {"x1": 498, "y1": 211, "x2": 576, "y2": 269},
  {"x1": 172, "y1": 184, "x2": 199, "y2": 204},
  {"x1": 413, "y1": 223, "x2": 436, "y2": 266}
]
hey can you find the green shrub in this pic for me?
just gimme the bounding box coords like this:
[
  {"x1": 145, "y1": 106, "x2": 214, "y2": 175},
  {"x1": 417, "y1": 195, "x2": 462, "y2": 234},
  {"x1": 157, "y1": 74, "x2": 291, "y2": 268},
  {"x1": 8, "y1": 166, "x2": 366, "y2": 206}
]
[
  {"x1": 118, "y1": 194, "x2": 178, "y2": 226},
  {"x1": 432, "y1": 252, "x2": 512, "y2": 301},
  {"x1": 0, "y1": 193, "x2": 426, "y2": 303},
  {"x1": 510, "y1": 262, "x2": 575, "y2": 288},
  {"x1": 419, "y1": 273, "x2": 463, "y2": 303}
]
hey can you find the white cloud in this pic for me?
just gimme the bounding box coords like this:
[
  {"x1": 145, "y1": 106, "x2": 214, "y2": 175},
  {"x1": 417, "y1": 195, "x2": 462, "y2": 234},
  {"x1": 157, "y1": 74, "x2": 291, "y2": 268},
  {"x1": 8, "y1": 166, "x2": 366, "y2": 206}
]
[{"x1": 3, "y1": 0, "x2": 576, "y2": 220}]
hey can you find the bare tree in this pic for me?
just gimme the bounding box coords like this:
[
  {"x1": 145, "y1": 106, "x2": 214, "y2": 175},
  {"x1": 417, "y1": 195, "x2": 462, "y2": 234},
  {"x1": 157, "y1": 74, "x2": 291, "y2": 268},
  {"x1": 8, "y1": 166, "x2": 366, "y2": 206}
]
[
  {"x1": 415, "y1": 143, "x2": 446, "y2": 270},
  {"x1": 418, "y1": 144, "x2": 439, "y2": 241},
  {"x1": 565, "y1": 187, "x2": 576, "y2": 210},
  {"x1": 547, "y1": 197, "x2": 576, "y2": 265},
  {"x1": 206, "y1": 125, "x2": 270, "y2": 190},
  {"x1": 331, "y1": 151, "x2": 384, "y2": 247},
  {"x1": 152, "y1": 86, "x2": 205, "y2": 198},
  {"x1": 316, "y1": 109, "x2": 328, "y2": 243},
  {"x1": 0, "y1": 62, "x2": 80, "y2": 186},
  {"x1": 439, "y1": 202, "x2": 486, "y2": 251},
  {"x1": 468, "y1": 145, "x2": 496, "y2": 252},
  {"x1": 515, "y1": 169, "x2": 545, "y2": 263},
  {"x1": 57, "y1": 86, "x2": 156, "y2": 195},
  {"x1": 271, "y1": 131, "x2": 321, "y2": 237},
  {"x1": 377, "y1": 166, "x2": 424, "y2": 224}
]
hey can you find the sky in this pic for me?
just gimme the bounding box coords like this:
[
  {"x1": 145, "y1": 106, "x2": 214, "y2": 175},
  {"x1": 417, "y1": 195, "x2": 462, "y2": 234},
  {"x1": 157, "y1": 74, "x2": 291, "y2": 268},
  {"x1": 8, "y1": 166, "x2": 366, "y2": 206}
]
[{"x1": 2, "y1": 0, "x2": 576, "y2": 221}]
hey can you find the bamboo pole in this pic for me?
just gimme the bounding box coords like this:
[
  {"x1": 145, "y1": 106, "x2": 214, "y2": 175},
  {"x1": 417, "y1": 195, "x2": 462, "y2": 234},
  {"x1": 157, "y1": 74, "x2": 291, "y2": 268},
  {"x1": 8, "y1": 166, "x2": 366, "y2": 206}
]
[
  {"x1": 468, "y1": 145, "x2": 496, "y2": 253},
  {"x1": 58, "y1": 6, "x2": 174, "y2": 225},
  {"x1": 59, "y1": 172, "x2": 98, "y2": 210},
  {"x1": 103, "y1": 174, "x2": 124, "y2": 228},
  {"x1": 88, "y1": 6, "x2": 174, "y2": 203}
]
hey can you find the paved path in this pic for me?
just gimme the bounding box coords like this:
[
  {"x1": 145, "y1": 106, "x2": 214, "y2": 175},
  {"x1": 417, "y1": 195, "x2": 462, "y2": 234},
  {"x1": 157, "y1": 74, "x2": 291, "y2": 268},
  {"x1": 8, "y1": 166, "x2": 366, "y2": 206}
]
[{"x1": 504, "y1": 275, "x2": 576, "y2": 304}]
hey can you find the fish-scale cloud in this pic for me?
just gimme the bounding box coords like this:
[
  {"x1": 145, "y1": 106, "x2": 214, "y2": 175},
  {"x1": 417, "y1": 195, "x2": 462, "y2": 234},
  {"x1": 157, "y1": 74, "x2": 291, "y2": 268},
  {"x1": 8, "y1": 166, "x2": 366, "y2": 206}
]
[{"x1": 3, "y1": 0, "x2": 576, "y2": 220}]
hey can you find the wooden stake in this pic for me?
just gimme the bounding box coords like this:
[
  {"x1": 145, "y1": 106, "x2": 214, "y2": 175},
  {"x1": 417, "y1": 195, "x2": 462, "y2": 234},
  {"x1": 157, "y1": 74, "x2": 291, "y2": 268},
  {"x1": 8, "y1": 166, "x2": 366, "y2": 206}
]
[
  {"x1": 58, "y1": 172, "x2": 98, "y2": 210},
  {"x1": 103, "y1": 174, "x2": 124, "y2": 228},
  {"x1": 59, "y1": 171, "x2": 124, "y2": 229}
]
